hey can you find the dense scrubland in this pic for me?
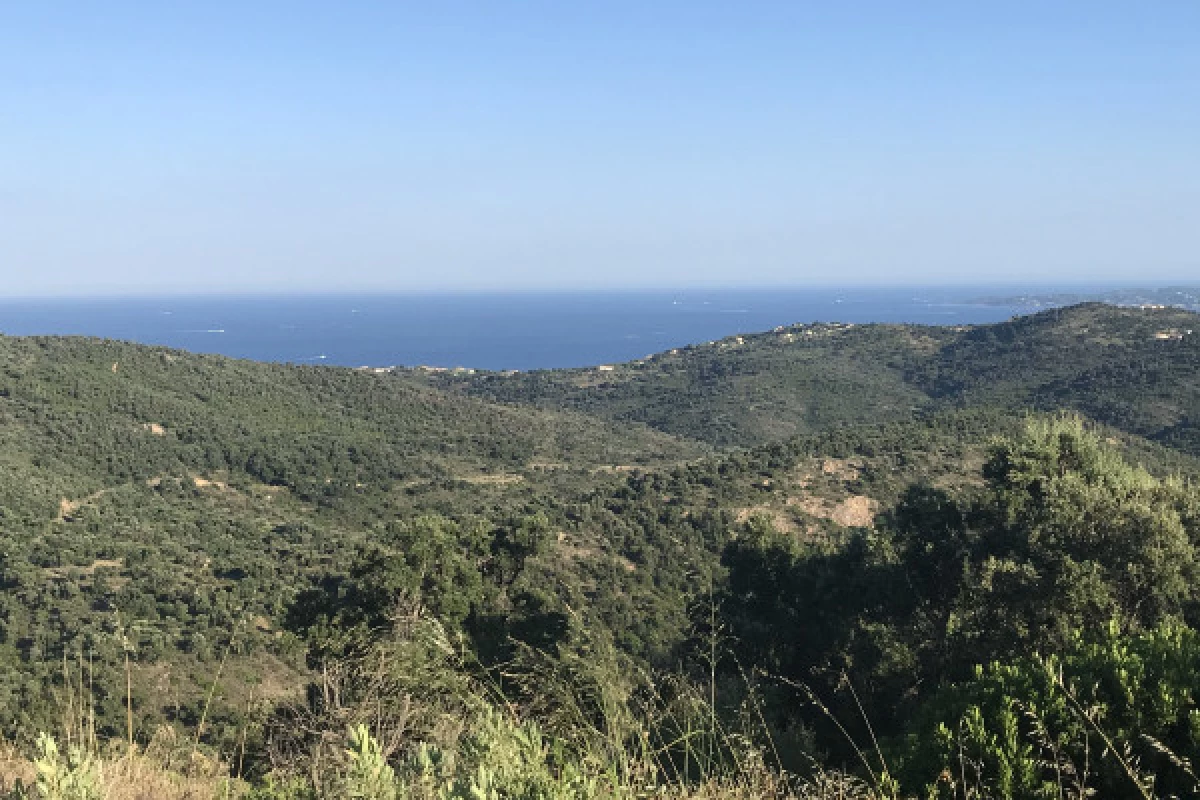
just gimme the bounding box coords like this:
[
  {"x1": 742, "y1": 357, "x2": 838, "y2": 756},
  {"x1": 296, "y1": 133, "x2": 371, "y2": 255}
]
[{"x1": 3, "y1": 304, "x2": 1200, "y2": 798}]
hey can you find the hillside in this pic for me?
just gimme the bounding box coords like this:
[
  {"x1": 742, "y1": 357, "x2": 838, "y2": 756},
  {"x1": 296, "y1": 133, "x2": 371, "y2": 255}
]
[
  {"x1": 0, "y1": 335, "x2": 704, "y2": 507},
  {"x1": 0, "y1": 335, "x2": 707, "y2": 741},
  {"x1": 4, "y1": 308, "x2": 1200, "y2": 797},
  {"x1": 415, "y1": 303, "x2": 1200, "y2": 451},
  {"x1": 410, "y1": 321, "x2": 943, "y2": 447}
]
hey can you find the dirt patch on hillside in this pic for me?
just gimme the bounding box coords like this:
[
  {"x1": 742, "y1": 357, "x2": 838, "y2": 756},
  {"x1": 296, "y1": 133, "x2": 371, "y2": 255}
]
[
  {"x1": 42, "y1": 563, "x2": 123, "y2": 587},
  {"x1": 830, "y1": 495, "x2": 877, "y2": 527},
  {"x1": 555, "y1": 533, "x2": 637, "y2": 572},
  {"x1": 528, "y1": 461, "x2": 570, "y2": 471},
  {"x1": 459, "y1": 473, "x2": 524, "y2": 485},
  {"x1": 736, "y1": 506, "x2": 803, "y2": 535},
  {"x1": 58, "y1": 488, "x2": 111, "y2": 521},
  {"x1": 789, "y1": 494, "x2": 879, "y2": 528},
  {"x1": 192, "y1": 475, "x2": 229, "y2": 490},
  {"x1": 44, "y1": 558, "x2": 124, "y2": 580},
  {"x1": 820, "y1": 458, "x2": 863, "y2": 481}
]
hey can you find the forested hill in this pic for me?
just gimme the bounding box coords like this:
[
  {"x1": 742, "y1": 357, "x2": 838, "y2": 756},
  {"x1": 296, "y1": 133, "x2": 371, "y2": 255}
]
[
  {"x1": 416, "y1": 303, "x2": 1200, "y2": 450},
  {"x1": 6, "y1": 307, "x2": 1200, "y2": 796},
  {"x1": 0, "y1": 333, "x2": 704, "y2": 742},
  {"x1": 0, "y1": 334, "x2": 704, "y2": 517}
]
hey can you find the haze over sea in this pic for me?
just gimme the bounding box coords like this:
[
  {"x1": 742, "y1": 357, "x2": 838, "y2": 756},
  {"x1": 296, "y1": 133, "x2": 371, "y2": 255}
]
[{"x1": 0, "y1": 289, "x2": 1032, "y2": 372}]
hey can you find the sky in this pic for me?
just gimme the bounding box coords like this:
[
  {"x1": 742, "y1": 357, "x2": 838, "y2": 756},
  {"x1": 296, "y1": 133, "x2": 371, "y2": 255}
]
[{"x1": 2, "y1": 2, "x2": 1198, "y2": 295}]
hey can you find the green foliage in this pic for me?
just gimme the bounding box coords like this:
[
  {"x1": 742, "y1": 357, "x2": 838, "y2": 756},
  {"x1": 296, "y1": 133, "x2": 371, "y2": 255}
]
[
  {"x1": 243, "y1": 776, "x2": 318, "y2": 800},
  {"x1": 419, "y1": 322, "x2": 943, "y2": 447},
  {"x1": 0, "y1": 332, "x2": 701, "y2": 739},
  {"x1": 905, "y1": 622, "x2": 1200, "y2": 799},
  {"x1": 5, "y1": 305, "x2": 1200, "y2": 797},
  {"x1": 421, "y1": 304, "x2": 1200, "y2": 453},
  {"x1": 956, "y1": 416, "x2": 1196, "y2": 657},
  {"x1": 343, "y1": 724, "x2": 397, "y2": 800},
  {"x1": 30, "y1": 734, "x2": 100, "y2": 800},
  {"x1": 715, "y1": 417, "x2": 1200, "y2": 770},
  {"x1": 396, "y1": 709, "x2": 597, "y2": 800}
]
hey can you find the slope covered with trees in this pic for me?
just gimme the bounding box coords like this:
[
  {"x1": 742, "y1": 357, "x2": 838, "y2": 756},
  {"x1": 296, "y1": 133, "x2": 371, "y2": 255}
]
[
  {"x1": 3, "y1": 305, "x2": 1200, "y2": 798},
  {"x1": 416, "y1": 304, "x2": 1200, "y2": 452},
  {"x1": 0, "y1": 334, "x2": 703, "y2": 748}
]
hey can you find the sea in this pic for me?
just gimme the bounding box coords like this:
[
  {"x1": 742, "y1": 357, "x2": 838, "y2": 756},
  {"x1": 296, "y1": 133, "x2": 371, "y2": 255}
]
[{"x1": 0, "y1": 289, "x2": 1030, "y2": 372}]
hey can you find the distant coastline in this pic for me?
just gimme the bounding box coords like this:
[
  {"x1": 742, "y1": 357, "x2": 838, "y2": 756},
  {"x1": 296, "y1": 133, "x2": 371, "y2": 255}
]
[
  {"x1": 4, "y1": 286, "x2": 1193, "y2": 372},
  {"x1": 975, "y1": 285, "x2": 1200, "y2": 312}
]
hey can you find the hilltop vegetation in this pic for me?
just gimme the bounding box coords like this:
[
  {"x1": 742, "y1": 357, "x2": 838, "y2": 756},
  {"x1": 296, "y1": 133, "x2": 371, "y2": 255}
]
[
  {"x1": 3, "y1": 304, "x2": 1200, "y2": 797},
  {"x1": 417, "y1": 304, "x2": 1200, "y2": 451}
]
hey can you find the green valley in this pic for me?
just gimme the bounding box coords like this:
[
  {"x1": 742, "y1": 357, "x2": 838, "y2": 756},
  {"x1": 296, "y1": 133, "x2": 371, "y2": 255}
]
[{"x1": 3, "y1": 304, "x2": 1200, "y2": 799}]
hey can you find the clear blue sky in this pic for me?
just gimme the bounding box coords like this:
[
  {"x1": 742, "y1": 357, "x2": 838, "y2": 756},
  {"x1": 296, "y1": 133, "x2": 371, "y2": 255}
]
[{"x1": 2, "y1": 2, "x2": 1197, "y2": 295}]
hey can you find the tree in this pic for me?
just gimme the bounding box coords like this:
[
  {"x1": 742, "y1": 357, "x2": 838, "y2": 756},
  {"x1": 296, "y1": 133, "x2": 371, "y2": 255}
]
[{"x1": 714, "y1": 416, "x2": 1200, "y2": 749}]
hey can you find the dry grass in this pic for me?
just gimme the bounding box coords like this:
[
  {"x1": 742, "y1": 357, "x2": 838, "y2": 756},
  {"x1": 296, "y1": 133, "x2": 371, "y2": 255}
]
[
  {"x1": 11, "y1": 610, "x2": 886, "y2": 799},
  {"x1": 90, "y1": 753, "x2": 237, "y2": 800},
  {"x1": 0, "y1": 741, "x2": 35, "y2": 793},
  {"x1": 0, "y1": 733, "x2": 241, "y2": 800}
]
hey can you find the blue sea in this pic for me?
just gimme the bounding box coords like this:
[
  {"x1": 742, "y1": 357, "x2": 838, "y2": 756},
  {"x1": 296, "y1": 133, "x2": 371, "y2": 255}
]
[{"x1": 0, "y1": 289, "x2": 1027, "y2": 372}]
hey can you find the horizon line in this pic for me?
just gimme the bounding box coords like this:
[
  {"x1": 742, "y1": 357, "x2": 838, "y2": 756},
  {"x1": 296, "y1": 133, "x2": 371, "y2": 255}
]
[{"x1": 4, "y1": 279, "x2": 1200, "y2": 302}]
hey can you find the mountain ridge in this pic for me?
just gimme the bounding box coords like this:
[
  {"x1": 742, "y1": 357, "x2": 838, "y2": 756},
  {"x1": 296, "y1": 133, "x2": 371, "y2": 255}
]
[{"x1": 412, "y1": 302, "x2": 1200, "y2": 450}]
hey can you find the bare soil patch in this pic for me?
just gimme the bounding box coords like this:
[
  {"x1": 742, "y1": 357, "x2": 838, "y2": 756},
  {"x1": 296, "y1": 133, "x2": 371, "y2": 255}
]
[
  {"x1": 192, "y1": 475, "x2": 229, "y2": 490},
  {"x1": 790, "y1": 494, "x2": 879, "y2": 528},
  {"x1": 820, "y1": 458, "x2": 863, "y2": 481},
  {"x1": 459, "y1": 472, "x2": 524, "y2": 485},
  {"x1": 735, "y1": 506, "x2": 803, "y2": 535}
]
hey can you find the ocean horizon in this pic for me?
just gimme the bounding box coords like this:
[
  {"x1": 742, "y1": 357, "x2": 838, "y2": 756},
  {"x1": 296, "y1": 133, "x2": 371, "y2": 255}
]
[{"x1": 0, "y1": 288, "x2": 1035, "y2": 371}]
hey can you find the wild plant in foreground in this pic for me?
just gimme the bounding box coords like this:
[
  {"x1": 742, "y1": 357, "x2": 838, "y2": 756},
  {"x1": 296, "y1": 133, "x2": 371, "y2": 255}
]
[{"x1": 31, "y1": 734, "x2": 100, "y2": 800}]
